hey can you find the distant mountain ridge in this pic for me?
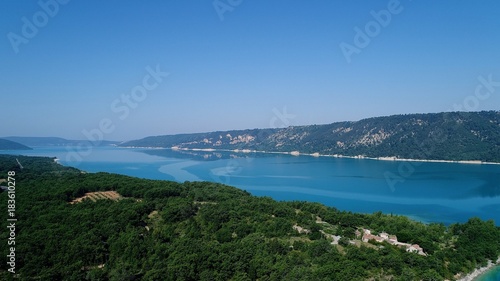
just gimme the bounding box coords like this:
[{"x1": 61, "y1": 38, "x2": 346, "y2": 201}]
[
  {"x1": 0, "y1": 139, "x2": 32, "y2": 150},
  {"x1": 120, "y1": 111, "x2": 500, "y2": 162},
  {"x1": 3, "y1": 137, "x2": 119, "y2": 147}
]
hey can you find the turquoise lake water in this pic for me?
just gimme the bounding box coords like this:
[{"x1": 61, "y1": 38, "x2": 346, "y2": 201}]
[
  {"x1": 2, "y1": 145, "x2": 500, "y2": 226},
  {"x1": 477, "y1": 266, "x2": 500, "y2": 281}
]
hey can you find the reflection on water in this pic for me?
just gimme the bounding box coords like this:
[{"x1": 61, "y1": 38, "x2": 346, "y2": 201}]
[
  {"x1": 473, "y1": 179, "x2": 500, "y2": 198},
  {"x1": 140, "y1": 148, "x2": 277, "y2": 161}
]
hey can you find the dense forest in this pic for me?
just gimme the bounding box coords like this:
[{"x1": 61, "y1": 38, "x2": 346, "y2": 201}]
[
  {"x1": 120, "y1": 111, "x2": 500, "y2": 162},
  {"x1": 1, "y1": 155, "x2": 499, "y2": 280},
  {"x1": 0, "y1": 140, "x2": 31, "y2": 151}
]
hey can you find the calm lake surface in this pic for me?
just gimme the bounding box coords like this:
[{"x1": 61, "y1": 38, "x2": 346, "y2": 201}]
[
  {"x1": 3, "y1": 145, "x2": 500, "y2": 226},
  {"x1": 478, "y1": 266, "x2": 500, "y2": 281}
]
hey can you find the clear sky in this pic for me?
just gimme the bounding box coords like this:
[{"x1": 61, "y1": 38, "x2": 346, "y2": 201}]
[{"x1": 1, "y1": 0, "x2": 499, "y2": 141}]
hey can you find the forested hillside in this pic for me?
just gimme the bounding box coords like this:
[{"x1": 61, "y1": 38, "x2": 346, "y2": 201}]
[
  {"x1": 0, "y1": 139, "x2": 31, "y2": 151},
  {"x1": 120, "y1": 111, "x2": 500, "y2": 162},
  {"x1": 0, "y1": 155, "x2": 499, "y2": 280}
]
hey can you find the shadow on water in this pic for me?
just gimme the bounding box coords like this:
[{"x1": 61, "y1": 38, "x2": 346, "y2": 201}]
[{"x1": 469, "y1": 179, "x2": 500, "y2": 198}]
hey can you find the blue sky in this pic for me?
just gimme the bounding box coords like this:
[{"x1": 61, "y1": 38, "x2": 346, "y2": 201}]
[{"x1": 1, "y1": 0, "x2": 499, "y2": 140}]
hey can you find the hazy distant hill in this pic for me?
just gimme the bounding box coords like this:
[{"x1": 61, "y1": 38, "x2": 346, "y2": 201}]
[
  {"x1": 4, "y1": 136, "x2": 119, "y2": 147},
  {"x1": 0, "y1": 139, "x2": 32, "y2": 150},
  {"x1": 120, "y1": 111, "x2": 500, "y2": 162}
]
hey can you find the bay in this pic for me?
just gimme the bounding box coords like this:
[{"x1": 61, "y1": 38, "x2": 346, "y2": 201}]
[{"x1": 2, "y1": 145, "x2": 500, "y2": 226}]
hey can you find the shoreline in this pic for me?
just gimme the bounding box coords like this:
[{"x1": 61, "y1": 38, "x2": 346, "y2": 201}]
[
  {"x1": 456, "y1": 258, "x2": 500, "y2": 281},
  {"x1": 119, "y1": 146, "x2": 500, "y2": 165}
]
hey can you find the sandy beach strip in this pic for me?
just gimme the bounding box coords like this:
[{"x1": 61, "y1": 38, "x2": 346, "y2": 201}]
[{"x1": 456, "y1": 258, "x2": 500, "y2": 281}]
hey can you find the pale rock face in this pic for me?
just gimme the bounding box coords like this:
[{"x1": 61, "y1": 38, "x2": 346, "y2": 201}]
[
  {"x1": 411, "y1": 118, "x2": 426, "y2": 126},
  {"x1": 332, "y1": 127, "x2": 353, "y2": 134},
  {"x1": 355, "y1": 129, "x2": 391, "y2": 146},
  {"x1": 229, "y1": 134, "x2": 255, "y2": 144}
]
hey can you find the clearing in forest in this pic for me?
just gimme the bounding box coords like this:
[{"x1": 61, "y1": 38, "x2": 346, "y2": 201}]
[{"x1": 70, "y1": 191, "x2": 123, "y2": 204}]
